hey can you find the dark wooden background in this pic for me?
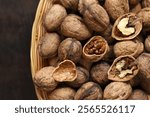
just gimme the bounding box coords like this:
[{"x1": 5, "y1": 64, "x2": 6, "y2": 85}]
[{"x1": 0, "y1": 0, "x2": 40, "y2": 99}]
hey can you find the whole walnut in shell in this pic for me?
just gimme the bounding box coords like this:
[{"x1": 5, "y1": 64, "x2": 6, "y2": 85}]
[
  {"x1": 74, "y1": 82, "x2": 103, "y2": 100},
  {"x1": 44, "y1": 4, "x2": 67, "y2": 31},
  {"x1": 104, "y1": 0, "x2": 129, "y2": 21},
  {"x1": 145, "y1": 35, "x2": 150, "y2": 52},
  {"x1": 78, "y1": 0, "x2": 99, "y2": 14},
  {"x1": 67, "y1": 66, "x2": 89, "y2": 88},
  {"x1": 58, "y1": 38, "x2": 82, "y2": 63},
  {"x1": 38, "y1": 33, "x2": 61, "y2": 58},
  {"x1": 137, "y1": 53, "x2": 150, "y2": 94},
  {"x1": 48, "y1": 87, "x2": 76, "y2": 100},
  {"x1": 33, "y1": 66, "x2": 58, "y2": 91},
  {"x1": 128, "y1": 89, "x2": 148, "y2": 100},
  {"x1": 83, "y1": 4, "x2": 110, "y2": 32},
  {"x1": 131, "y1": 3, "x2": 142, "y2": 14},
  {"x1": 114, "y1": 38, "x2": 144, "y2": 58},
  {"x1": 61, "y1": 14, "x2": 92, "y2": 41},
  {"x1": 59, "y1": 0, "x2": 79, "y2": 10},
  {"x1": 142, "y1": 0, "x2": 150, "y2": 8},
  {"x1": 103, "y1": 82, "x2": 132, "y2": 100},
  {"x1": 90, "y1": 62, "x2": 110, "y2": 86},
  {"x1": 137, "y1": 8, "x2": 150, "y2": 32}
]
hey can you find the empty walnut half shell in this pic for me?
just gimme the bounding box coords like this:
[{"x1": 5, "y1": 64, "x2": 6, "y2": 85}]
[
  {"x1": 52, "y1": 60, "x2": 77, "y2": 82},
  {"x1": 112, "y1": 13, "x2": 142, "y2": 41},
  {"x1": 108, "y1": 55, "x2": 139, "y2": 82},
  {"x1": 74, "y1": 82, "x2": 103, "y2": 100},
  {"x1": 83, "y1": 36, "x2": 109, "y2": 62}
]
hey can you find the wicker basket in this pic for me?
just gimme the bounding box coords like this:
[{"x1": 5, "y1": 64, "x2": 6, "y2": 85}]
[{"x1": 30, "y1": 0, "x2": 56, "y2": 100}]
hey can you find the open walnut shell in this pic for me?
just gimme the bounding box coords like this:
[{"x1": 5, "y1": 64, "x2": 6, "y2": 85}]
[
  {"x1": 108, "y1": 55, "x2": 139, "y2": 82},
  {"x1": 83, "y1": 36, "x2": 109, "y2": 62},
  {"x1": 52, "y1": 60, "x2": 77, "y2": 82},
  {"x1": 112, "y1": 13, "x2": 142, "y2": 41}
]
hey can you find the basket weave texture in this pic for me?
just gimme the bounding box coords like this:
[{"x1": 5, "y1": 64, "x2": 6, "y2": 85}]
[{"x1": 31, "y1": 0, "x2": 56, "y2": 100}]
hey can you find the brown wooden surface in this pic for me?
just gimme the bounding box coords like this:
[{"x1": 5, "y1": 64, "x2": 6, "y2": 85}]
[{"x1": 0, "y1": 0, "x2": 39, "y2": 99}]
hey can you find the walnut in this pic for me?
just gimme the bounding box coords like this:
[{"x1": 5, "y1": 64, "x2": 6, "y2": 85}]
[
  {"x1": 33, "y1": 66, "x2": 58, "y2": 91},
  {"x1": 129, "y1": 0, "x2": 141, "y2": 7},
  {"x1": 74, "y1": 82, "x2": 103, "y2": 100},
  {"x1": 103, "y1": 82, "x2": 132, "y2": 100},
  {"x1": 48, "y1": 87, "x2": 76, "y2": 100},
  {"x1": 129, "y1": 76, "x2": 141, "y2": 87},
  {"x1": 83, "y1": 36, "x2": 109, "y2": 62},
  {"x1": 48, "y1": 56, "x2": 60, "y2": 67},
  {"x1": 104, "y1": 0, "x2": 129, "y2": 21},
  {"x1": 52, "y1": 60, "x2": 77, "y2": 82},
  {"x1": 131, "y1": 3, "x2": 142, "y2": 14},
  {"x1": 78, "y1": 0, "x2": 99, "y2": 14},
  {"x1": 137, "y1": 8, "x2": 150, "y2": 32},
  {"x1": 61, "y1": 14, "x2": 92, "y2": 41},
  {"x1": 137, "y1": 53, "x2": 150, "y2": 94},
  {"x1": 142, "y1": 0, "x2": 150, "y2": 8},
  {"x1": 38, "y1": 33, "x2": 61, "y2": 58},
  {"x1": 58, "y1": 38, "x2": 82, "y2": 63},
  {"x1": 145, "y1": 35, "x2": 150, "y2": 52},
  {"x1": 90, "y1": 62, "x2": 110, "y2": 86},
  {"x1": 44, "y1": 4, "x2": 67, "y2": 31},
  {"x1": 83, "y1": 4, "x2": 110, "y2": 32},
  {"x1": 108, "y1": 55, "x2": 139, "y2": 82},
  {"x1": 114, "y1": 38, "x2": 144, "y2": 58},
  {"x1": 112, "y1": 13, "x2": 142, "y2": 40},
  {"x1": 59, "y1": 0, "x2": 79, "y2": 11},
  {"x1": 67, "y1": 66, "x2": 89, "y2": 88},
  {"x1": 128, "y1": 89, "x2": 148, "y2": 100}
]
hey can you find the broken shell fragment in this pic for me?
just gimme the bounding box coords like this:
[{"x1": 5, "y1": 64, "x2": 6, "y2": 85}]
[
  {"x1": 83, "y1": 36, "x2": 109, "y2": 62},
  {"x1": 112, "y1": 13, "x2": 142, "y2": 40},
  {"x1": 52, "y1": 60, "x2": 77, "y2": 82},
  {"x1": 108, "y1": 55, "x2": 139, "y2": 82}
]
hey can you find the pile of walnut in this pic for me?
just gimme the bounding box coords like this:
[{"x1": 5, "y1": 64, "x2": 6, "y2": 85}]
[{"x1": 34, "y1": 0, "x2": 150, "y2": 100}]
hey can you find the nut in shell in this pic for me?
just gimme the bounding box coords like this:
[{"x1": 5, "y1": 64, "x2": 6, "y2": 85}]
[
  {"x1": 78, "y1": 0, "x2": 98, "y2": 14},
  {"x1": 52, "y1": 60, "x2": 77, "y2": 82},
  {"x1": 83, "y1": 4, "x2": 110, "y2": 32},
  {"x1": 128, "y1": 89, "x2": 148, "y2": 100},
  {"x1": 83, "y1": 36, "x2": 109, "y2": 62},
  {"x1": 61, "y1": 14, "x2": 92, "y2": 41},
  {"x1": 112, "y1": 13, "x2": 142, "y2": 40},
  {"x1": 104, "y1": 0, "x2": 129, "y2": 21},
  {"x1": 114, "y1": 38, "x2": 144, "y2": 58},
  {"x1": 67, "y1": 66, "x2": 89, "y2": 88},
  {"x1": 74, "y1": 82, "x2": 103, "y2": 100},
  {"x1": 137, "y1": 53, "x2": 150, "y2": 94},
  {"x1": 90, "y1": 62, "x2": 110, "y2": 86},
  {"x1": 38, "y1": 33, "x2": 61, "y2": 58},
  {"x1": 33, "y1": 66, "x2": 58, "y2": 91},
  {"x1": 59, "y1": 0, "x2": 79, "y2": 10},
  {"x1": 103, "y1": 82, "x2": 132, "y2": 100},
  {"x1": 142, "y1": 0, "x2": 150, "y2": 8},
  {"x1": 137, "y1": 8, "x2": 150, "y2": 32},
  {"x1": 44, "y1": 4, "x2": 67, "y2": 31},
  {"x1": 48, "y1": 87, "x2": 76, "y2": 100},
  {"x1": 145, "y1": 36, "x2": 150, "y2": 52},
  {"x1": 108, "y1": 55, "x2": 139, "y2": 82},
  {"x1": 58, "y1": 38, "x2": 82, "y2": 63}
]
